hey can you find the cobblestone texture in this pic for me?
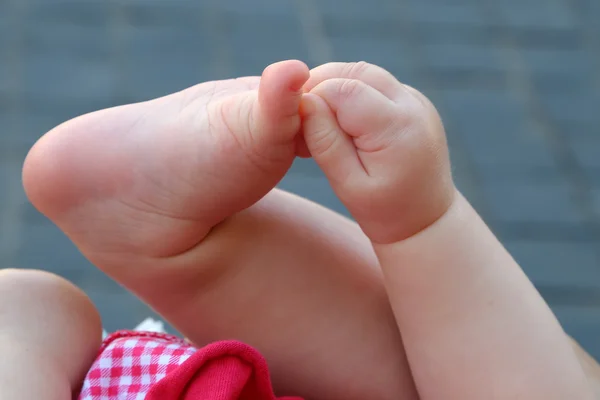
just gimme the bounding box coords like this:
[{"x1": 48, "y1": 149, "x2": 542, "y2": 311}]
[{"x1": 1, "y1": 0, "x2": 599, "y2": 356}]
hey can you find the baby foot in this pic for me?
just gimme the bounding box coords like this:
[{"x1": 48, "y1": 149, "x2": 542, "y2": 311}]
[{"x1": 23, "y1": 60, "x2": 309, "y2": 259}]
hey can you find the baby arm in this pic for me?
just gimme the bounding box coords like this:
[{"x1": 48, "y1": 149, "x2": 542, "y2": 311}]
[
  {"x1": 0, "y1": 269, "x2": 102, "y2": 400},
  {"x1": 301, "y1": 61, "x2": 594, "y2": 399}
]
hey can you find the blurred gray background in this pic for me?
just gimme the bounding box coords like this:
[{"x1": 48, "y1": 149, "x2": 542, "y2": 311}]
[{"x1": 1, "y1": 0, "x2": 599, "y2": 358}]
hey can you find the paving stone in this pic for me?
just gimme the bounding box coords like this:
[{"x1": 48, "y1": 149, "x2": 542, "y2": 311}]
[
  {"x1": 440, "y1": 89, "x2": 529, "y2": 135},
  {"x1": 23, "y1": 23, "x2": 113, "y2": 63},
  {"x1": 0, "y1": 160, "x2": 14, "y2": 208},
  {"x1": 530, "y1": 72, "x2": 593, "y2": 100},
  {"x1": 439, "y1": 89, "x2": 559, "y2": 177},
  {"x1": 490, "y1": 0, "x2": 577, "y2": 30},
  {"x1": 513, "y1": 28, "x2": 583, "y2": 50},
  {"x1": 588, "y1": 169, "x2": 600, "y2": 187},
  {"x1": 19, "y1": 200, "x2": 50, "y2": 225},
  {"x1": 505, "y1": 240, "x2": 600, "y2": 288},
  {"x1": 329, "y1": 38, "x2": 415, "y2": 81},
  {"x1": 214, "y1": 0, "x2": 296, "y2": 17},
  {"x1": 421, "y1": 43, "x2": 508, "y2": 88},
  {"x1": 484, "y1": 1, "x2": 581, "y2": 48},
  {"x1": 463, "y1": 127, "x2": 558, "y2": 174},
  {"x1": 227, "y1": 16, "x2": 310, "y2": 76},
  {"x1": 548, "y1": 119, "x2": 600, "y2": 140},
  {"x1": 481, "y1": 180, "x2": 583, "y2": 224},
  {"x1": 404, "y1": 1, "x2": 484, "y2": 25},
  {"x1": 571, "y1": 0, "x2": 599, "y2": 16},
  {"x1": 421, "y1": 43, "x2": 506, "y2": 72},
  {"x1": 538, "y1": 91, "x2": 599, "y2": 131},
  {"x1": 410, "y1": 21, "x2": 495, "y2": 46},
  {"x1": 553, "y1": 306, "x2": 600, "y2": 360},
  {"x1": 25, "y1": 1, "x2": 113, "y2": 27},
  {"x1": 323, "y1": 15, "x2": 402, "y2": 40},
  {"x1": 592, "y1": 187, "x2": 600, "y2": 218},
  {"x1": 317, "y1": 0, "x2": 398, "y2": 18},
  {"x1": 568, "y1": 135, "x2": 600, "y2": 169},
  {"x1": 0, "y1": 15, "x2": 10, "y2": 94},
  {"x1": 522, "y1": 49, "x2": 595, "y2": 94},
  {"x1": 119, "y1": 26, "x2": 214, "y2": 100},
  {"x1": 120, "y1": 2, "x2": 207, "y2": 28},
  {"x1": 21, "y1": 51, "x2": 117, "y2": 102},
  {"x1": 0, "y1": 159, "x2": 25, "y2": 264},
  {"x1": 15, "y1": 221, "x2": 94, "y2": 274}
]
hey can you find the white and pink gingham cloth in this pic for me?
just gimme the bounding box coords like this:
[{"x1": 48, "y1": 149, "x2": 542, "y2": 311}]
[{"x1": 77, "y1": 328, "x2": 302, "y2": 400}]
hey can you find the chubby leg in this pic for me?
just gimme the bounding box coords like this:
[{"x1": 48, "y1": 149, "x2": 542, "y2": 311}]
[{"x1": 0, "y1": 269, "x2": 102, "y2": 400}]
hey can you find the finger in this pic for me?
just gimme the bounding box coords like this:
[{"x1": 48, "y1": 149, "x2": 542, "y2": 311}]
[
  {"x1": 310, "y1": 78, "x2": 406, "y2": 154},
  {"x1": 300, "y1": 93, "x2": 366, "y2": 184},
  {"x1": 252, "y1": 59, "x2": 310, "y2": 143},
  {"x1": 304, "y1": 61, "x2": 405, "y2": 101}
]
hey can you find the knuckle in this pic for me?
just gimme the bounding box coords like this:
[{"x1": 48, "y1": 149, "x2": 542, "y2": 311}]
[
  {"x1": 344, "y1": 61, "x2": 398, "y2": 87},
  {"x1": 344, "y1": 61, "x2": 373, "y2": 78},
  {"x1": 338, "y1": 79, "x2": 365, "y2": 99}
]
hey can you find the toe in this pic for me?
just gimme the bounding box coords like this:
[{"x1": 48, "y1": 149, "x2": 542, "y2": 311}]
[{"x1": 254, "y1": 60, "x2": 310, "y2": 143}]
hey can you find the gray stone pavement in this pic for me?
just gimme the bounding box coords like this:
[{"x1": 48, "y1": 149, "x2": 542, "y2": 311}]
[{"x1": 1, "y1": 0, "x2": 600, "y2": 357}]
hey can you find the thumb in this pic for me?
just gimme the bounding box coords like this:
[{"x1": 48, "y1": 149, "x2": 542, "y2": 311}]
[{"x1": 300, "y1": 93, "x2": 366, "y2": 185}]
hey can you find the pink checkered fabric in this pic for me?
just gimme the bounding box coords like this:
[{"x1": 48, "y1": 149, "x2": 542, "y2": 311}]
[{"x1": 78, "y1": 331, "x2": 197, "y2": 399}]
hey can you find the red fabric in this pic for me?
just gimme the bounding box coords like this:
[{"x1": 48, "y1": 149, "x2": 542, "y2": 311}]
[{"x1": 78, "y1": 330, "x2": 303, "y2": 400}]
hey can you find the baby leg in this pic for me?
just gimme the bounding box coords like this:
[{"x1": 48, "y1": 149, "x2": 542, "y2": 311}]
[{"x1": 0, "y1": 269, "x2": 102, "y2": 400}]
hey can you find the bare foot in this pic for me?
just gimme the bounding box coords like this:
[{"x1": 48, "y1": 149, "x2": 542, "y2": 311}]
[{"x1": 24, "y1": 60, "x2": 309, "y2": 260}]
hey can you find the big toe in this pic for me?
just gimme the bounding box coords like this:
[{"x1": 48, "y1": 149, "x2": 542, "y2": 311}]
[
  {"x1": 244, "y1": 60, "x2": 309, "y2": 149},
  {"x1": 257, "y1": 60, "x2": 309, "y2": 134},
  {"x1": 211, "y1": 60, "x2": 310, "y2": 169}
]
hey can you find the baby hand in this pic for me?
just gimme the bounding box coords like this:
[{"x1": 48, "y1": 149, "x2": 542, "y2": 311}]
[{"x1": 301, "y1": 62, "x2": 455, "y2": 244}]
